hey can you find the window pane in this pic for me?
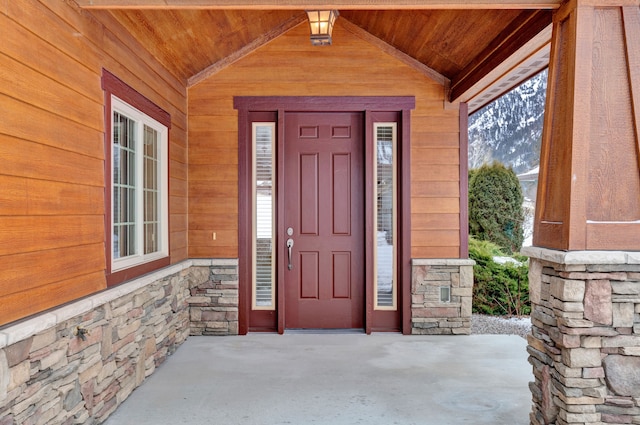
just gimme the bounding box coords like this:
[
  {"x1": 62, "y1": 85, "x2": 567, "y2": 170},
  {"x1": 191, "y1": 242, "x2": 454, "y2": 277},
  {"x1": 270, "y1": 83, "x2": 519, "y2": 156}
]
[
  {"x1": 254, "y1": 124, "x2": 275, "y2": 309},
  {"x1": 126, "y1": 222, "x2": 136, "y2": 257},
  {"x1": 143, "y1": 125, "x2": 160, "y2": 255},
  {"x1": 144, "y1": 125, "x2": 158, "y2": 157},
  {"x1": 113, "y1": 112, "x2": 137, "y2": 259},
  {"x1": 145, "y1": 222, "x2": 158, "y2": 254},
  {"x1": 113, "y1": 193, "x2": 121, "y2": 258},
  {"x1": 375, "y1": 124, "x2": 396, "y2": 309}
]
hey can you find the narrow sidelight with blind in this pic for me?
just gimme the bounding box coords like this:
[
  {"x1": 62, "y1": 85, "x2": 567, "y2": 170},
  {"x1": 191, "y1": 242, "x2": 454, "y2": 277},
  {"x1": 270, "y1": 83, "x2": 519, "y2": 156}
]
[
  {"x1": 253, "y1": 123, "x2": 276, "y2": 309},
  {"x1": 374, "y1": 123, "x2": 397, "y2": 309}
]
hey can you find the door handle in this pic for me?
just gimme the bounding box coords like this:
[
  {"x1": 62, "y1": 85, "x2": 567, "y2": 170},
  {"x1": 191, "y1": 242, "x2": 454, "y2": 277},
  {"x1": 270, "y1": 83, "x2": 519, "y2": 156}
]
[{"x1": 286, "y1": 238, "x2": 294, "y2": 270}]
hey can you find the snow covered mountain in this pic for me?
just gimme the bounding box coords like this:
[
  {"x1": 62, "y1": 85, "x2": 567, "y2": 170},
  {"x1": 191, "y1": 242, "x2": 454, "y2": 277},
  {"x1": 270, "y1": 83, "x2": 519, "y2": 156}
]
[{"x1": 468, "y1": 69, "x2": 548, "y2": 175}]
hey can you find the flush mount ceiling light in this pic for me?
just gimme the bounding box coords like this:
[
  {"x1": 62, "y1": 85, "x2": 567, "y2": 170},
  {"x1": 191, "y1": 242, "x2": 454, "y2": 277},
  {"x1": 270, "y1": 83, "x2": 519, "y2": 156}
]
[{"x1": 305, "y1": 10, "x2": 339, "y2": 46}]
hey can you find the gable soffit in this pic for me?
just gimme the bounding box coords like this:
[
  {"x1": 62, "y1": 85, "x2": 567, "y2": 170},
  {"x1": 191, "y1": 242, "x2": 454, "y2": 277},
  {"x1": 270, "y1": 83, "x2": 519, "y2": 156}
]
[{"x1": 78, "y1": 1, "x2": 558, "y2": 104}]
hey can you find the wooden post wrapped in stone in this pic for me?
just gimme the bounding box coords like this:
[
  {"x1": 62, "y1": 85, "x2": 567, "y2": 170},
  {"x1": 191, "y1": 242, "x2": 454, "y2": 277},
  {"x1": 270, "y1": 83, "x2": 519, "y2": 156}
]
[{"x1": 527, "y1": 0, "x2": 640, "y2": 423}]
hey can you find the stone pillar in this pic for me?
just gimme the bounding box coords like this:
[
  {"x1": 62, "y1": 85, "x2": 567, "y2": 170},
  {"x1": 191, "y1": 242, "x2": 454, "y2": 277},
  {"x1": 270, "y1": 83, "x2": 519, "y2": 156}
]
[
  {"x1": 524, "y1": 247, "x2": 640, "y2": 425},
  {"x1": 411, "y1": 259, "x2": 475, "y2": 335},
  {"x1": 188, "y1": 259, "x2": 239, "y2": 336}
]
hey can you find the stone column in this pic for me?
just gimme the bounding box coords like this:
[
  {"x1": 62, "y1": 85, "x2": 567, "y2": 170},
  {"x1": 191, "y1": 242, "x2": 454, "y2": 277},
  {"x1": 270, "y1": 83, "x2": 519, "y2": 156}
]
[
  {"x1": 188, "y1": 259, "x2": 239, "y2": 336},
  {"x1": 524, "y1": 247, "x2": 640, "y2": 425}
]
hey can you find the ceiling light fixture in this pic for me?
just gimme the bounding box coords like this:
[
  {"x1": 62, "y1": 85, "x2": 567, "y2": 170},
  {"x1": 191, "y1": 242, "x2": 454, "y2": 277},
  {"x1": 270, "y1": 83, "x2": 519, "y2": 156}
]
[{"x1": 305, "y1": 10, "x2": 339, "y2": 46}]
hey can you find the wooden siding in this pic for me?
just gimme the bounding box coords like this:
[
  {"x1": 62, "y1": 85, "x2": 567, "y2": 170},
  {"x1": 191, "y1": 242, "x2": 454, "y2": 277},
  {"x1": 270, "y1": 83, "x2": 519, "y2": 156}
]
[
  {"x1": 188, "y1": 21, "x2": 461, "y2": 259},
  {"x1": 0, "y1": 0, "x2": 188, "y2": 326}
]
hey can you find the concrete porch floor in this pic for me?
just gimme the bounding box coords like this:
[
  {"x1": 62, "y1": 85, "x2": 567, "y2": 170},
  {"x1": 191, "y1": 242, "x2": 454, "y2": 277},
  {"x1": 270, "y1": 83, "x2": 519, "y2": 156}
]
[{"x1": 104, "y1": 334, "x2": 532, "y2": 425}]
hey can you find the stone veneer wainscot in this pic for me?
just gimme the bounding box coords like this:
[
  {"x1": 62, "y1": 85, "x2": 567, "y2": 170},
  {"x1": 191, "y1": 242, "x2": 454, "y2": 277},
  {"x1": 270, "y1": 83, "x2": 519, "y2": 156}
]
[
  {"x1": 0, "y1": 256, "x2": 479, "y2": 423},
  {"x1": 524, "y1": 247, "x2": 640, "y2": 425},
  {"x1": 411, "y1": 259, "x2": 475, "y2": 335},
  {"x1": 0, "y1": 259, "x2": 238, "y2": 425}
]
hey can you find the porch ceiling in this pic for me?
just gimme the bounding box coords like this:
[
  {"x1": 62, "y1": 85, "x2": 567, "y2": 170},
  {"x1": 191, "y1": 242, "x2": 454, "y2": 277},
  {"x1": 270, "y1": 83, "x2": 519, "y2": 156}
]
[{"x1": 80, "y1": 1, "x2": 555, "y2": 111}]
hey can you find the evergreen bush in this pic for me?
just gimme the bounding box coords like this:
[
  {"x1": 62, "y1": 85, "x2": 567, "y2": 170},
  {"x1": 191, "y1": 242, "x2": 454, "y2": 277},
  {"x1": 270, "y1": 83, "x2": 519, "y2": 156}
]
[
  {"x1": 469, "y1": 162, "x2": 524, "y2": 253},
  {"x1": 469, "y1": 237, "x2": 530, "y2": 316}
]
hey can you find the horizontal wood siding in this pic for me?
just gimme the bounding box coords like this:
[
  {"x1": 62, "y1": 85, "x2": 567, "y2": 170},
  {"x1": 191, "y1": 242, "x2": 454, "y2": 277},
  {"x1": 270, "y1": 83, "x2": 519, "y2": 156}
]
[
  {"x1": 0, "y1": 0, "x2": 188, "y2": 326},
  {"x1": 188, "y1": 21, "x2": 461, "y2": 259}
]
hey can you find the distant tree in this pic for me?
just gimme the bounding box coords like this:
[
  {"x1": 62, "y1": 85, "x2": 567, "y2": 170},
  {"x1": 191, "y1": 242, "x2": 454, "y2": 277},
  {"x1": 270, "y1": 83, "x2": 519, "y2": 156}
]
[
  {"x1": 469, "y1": 162, "x2": 524, "y2": 253},
  {"x1": 468, "y1": 168, "x2": 478, "y2": 186}
]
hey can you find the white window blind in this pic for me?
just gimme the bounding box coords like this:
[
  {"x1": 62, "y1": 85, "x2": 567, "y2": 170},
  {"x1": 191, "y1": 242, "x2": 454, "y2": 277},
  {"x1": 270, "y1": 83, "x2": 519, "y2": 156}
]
[
  {"x1": 253, "y1": 123, "x2": 276, "y2": 309},
  {"x1": 374, "y1": 123, "x2": 397, "y2": 309}
]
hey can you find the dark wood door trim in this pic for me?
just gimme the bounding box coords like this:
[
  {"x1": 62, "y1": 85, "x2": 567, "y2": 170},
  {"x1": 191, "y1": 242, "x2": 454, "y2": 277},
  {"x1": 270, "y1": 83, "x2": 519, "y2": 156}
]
[
  {"x1": 276, "y1": 108, "x2": 286, "y2": 334},
  {"x1": 234, "y1": 96, "x2": 415, "y2": 112},
  {"x1": 235, "y1": 96, "x2": 415, "y2": 335},
  {"x1": 459, "y1": 103, "x2": 470, "y2": 259},
  {"x1": 400, "y1": 109, "x2": 412, "y2": 335},
  {"x1": 364, "y1": 111, "x2": 374, "y2": 334}
]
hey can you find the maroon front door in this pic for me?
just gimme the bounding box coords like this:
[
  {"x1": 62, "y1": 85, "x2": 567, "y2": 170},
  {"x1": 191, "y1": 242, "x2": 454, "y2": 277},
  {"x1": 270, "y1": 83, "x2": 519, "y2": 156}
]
[{"x1": 283, "y1": 112, "x2": 364, "y2": 329}]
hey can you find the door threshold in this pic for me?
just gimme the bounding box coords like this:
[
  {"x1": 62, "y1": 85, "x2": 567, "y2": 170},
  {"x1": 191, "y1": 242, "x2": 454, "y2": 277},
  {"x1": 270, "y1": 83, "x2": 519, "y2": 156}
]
[{"x1": 284, "y1": 328, "x2": 365, "y2": 334}]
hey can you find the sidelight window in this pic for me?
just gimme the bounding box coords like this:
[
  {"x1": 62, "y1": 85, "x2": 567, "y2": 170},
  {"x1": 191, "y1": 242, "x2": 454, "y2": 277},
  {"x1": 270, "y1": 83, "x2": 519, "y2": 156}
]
[
  {"x1": 253, "y1": 123, "x2": 276, "y2": 309},
  {"x1": 374, "y1": 123, "x2": 397, "y2": 310}
]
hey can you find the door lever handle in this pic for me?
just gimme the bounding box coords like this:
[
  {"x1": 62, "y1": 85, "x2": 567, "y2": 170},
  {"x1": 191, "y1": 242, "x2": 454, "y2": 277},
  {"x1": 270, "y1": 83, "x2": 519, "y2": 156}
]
[{"x1": 286, "y1": 238, "x2": 294, "y2": 270}]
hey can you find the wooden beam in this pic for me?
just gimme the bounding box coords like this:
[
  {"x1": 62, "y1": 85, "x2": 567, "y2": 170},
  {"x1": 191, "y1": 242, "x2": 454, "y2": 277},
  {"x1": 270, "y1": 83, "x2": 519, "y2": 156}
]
[
  {"x1": 534, "y1": 1, "x2": 640, "y2": 251},
  {"x1": 622, "y1": 6, "x2": 640, "y2": 176},
  {"x1": 450, "y1": 9, "x2": 552, "y2": 101},
  {"x1": 340, "y1": 18, "x2": 449, "y2": 87},
  {"x1": 75, "y1": 0, "x2": 562, "y2": 10},
  {"x1": 187, "y1": 13, "x2": 307, "y2": 86}
]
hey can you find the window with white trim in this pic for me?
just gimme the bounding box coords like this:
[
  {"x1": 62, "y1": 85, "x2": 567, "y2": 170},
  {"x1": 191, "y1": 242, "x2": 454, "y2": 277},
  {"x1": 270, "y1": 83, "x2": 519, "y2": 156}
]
[{"x1": 111, "y1": 95, "x2": 169, "y2": 272}]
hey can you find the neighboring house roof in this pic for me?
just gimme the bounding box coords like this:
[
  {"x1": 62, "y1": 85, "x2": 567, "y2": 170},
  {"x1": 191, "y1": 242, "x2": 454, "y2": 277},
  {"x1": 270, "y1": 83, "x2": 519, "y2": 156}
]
[{"x1": 517, "y1": 166, "x2": 540, "y2": 182}]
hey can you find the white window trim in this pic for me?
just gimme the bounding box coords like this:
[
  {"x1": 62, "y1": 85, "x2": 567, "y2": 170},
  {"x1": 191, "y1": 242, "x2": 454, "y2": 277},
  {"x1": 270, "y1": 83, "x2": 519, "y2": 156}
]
[{"x1": 111, "y1": 95, "x2": 169, "y2": 272}]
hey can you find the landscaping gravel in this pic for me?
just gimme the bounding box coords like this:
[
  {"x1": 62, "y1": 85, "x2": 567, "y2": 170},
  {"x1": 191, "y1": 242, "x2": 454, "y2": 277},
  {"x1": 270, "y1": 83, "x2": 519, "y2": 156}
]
[{"x1": 471, "y1": 314, "x2": 531, "y2": 339}]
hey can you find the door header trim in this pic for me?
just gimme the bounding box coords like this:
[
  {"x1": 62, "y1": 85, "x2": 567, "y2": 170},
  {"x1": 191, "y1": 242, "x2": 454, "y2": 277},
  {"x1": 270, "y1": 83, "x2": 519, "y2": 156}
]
[{"x1": 234, "y1": 96, "x2": 415, "y2": 111}]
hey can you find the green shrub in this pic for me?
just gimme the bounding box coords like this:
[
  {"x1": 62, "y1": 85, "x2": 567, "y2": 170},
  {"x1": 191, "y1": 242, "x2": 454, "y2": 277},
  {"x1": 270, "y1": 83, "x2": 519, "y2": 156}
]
[
  {"x1": 469, "y1": 162, "x2": 524, "y2": 253},
  {"x1": 469, "y1": 237, "x2": 530, "y2": 316}
]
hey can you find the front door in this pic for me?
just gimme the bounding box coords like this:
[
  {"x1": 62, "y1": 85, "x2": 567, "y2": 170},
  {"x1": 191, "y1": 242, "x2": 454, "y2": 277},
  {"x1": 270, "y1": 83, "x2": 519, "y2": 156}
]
[{"x1": 283, "y1": 112, "x2": 364, "y2": 329}]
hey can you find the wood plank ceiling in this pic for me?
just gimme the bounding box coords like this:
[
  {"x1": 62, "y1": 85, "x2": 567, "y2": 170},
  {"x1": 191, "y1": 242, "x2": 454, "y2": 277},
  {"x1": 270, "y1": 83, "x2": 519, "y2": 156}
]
[
  {"x1": 101, "y1": 9, "x2": 304, "y2": 80},
  {"x1": 88, "y1": 6, "x2": 553, "y2": 109}
]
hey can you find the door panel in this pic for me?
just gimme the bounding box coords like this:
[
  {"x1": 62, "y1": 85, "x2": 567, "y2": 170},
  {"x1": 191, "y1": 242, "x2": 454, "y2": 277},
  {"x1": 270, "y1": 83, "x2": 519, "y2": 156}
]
[
  {"x1": 332, "y1": 252, "x2": 351, "y2": 298},
  {"x1": 284, "y1": 112, "x2": 364, "y2": 329},
  {"x1": 300, "y1": 154, "x2": 319, "y2": 235},
  {"x1": 300, "y1": 252, "x2": 319, "y2": 299},
  {"x1": 332, "y1": 153, "x2": 352, "y2": 235}
]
